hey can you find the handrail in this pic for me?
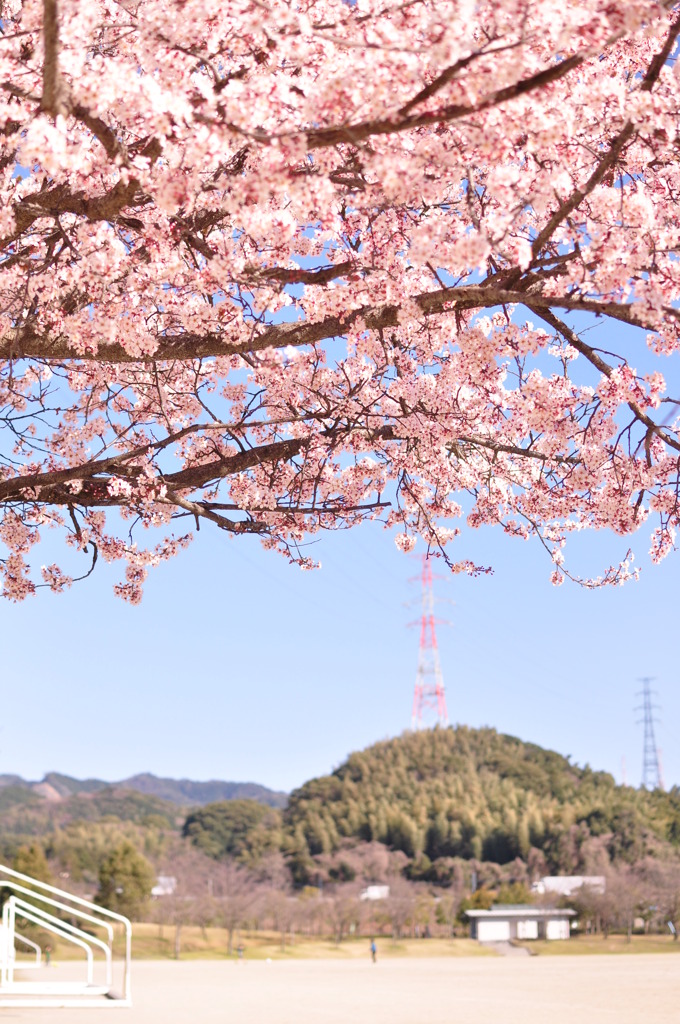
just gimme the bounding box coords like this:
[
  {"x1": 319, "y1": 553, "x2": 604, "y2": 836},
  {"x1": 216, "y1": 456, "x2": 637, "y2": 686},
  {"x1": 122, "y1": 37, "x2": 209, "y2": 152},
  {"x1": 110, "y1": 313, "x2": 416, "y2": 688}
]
[
  {"x1": 0, "y1": 882, "x2": 114, "y2": 946},
  {"x1": 12, "y1": 932, "x2": 41, "y2": 968},
  {"x1": 0, "y1": 864, "x2": 132, "y2": 1002},
  {"x1": 0, "y1": 866, "x2": 129, "y2": 927},
  {"x1": 11, "y1": 898, "x2": 112, "y2": 988},
  {"x1": 9, "y1": 905, "x2": 95, "y2": 985}
]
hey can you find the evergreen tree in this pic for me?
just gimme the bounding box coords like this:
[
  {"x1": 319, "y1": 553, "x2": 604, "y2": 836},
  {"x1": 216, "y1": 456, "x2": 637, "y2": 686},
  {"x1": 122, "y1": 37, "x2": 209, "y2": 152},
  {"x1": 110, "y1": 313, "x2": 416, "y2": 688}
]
[{"x1": 96, "y1": 841, "x2": 154, "y2": 920}]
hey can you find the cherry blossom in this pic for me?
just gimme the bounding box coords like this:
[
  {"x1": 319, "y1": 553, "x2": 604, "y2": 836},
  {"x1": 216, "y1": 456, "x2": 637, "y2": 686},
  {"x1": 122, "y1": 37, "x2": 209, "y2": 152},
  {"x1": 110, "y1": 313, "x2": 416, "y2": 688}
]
[{"x1": 1, "y1": 1, "x2": 680, "y2": 600}]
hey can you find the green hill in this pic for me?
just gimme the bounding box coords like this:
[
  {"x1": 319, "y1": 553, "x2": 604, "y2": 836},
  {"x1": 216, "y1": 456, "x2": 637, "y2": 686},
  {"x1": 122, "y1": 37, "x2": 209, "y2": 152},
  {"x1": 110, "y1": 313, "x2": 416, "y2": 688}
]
[
  {"x1": 2, "y1": 729, "x2": 679, "y2": 891},
  {"x1": 0, "y1": 786, "x2": 179, "y2": 842},
  {"x1": 282, "y1": 727, "x2": 680, "y2": 878}
]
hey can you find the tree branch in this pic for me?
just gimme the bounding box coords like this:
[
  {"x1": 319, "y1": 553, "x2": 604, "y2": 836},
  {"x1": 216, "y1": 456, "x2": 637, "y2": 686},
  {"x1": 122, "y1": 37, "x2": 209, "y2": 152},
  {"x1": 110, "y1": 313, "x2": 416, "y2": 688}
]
[
  {"x1": 242, "y1": 261, "x2": 354, "y2": 286},
  {"x1": 452, "y1": 435, "x2": 580, "y2": 465},
  {"x1": 530, "y1": 13, "x2": 680, "y2": 259},
  {"x1": 41, "y1": 0, "x2": 69, "y2": 118},
  {"x1": 0, "y1": 425, "x2": 401, "y2": 507},
  {"x1": 528, "y1": 305, "x2": 680, "y2": 455},
  {"x1": 4, "y1": 283, "x2": 677, "y2": 363},
  {"x1": 243, "y1": 51, "x2": 587, "y2": 151}
]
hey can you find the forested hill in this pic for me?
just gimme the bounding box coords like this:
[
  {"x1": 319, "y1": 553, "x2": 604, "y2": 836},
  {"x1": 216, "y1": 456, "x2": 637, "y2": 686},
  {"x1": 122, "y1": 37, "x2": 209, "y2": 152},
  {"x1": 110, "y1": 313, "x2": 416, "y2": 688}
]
[
  {"x1": 284, "y1": 727, "x2": 680, "y2": 876},
  {"x1": 114, "y1": 774, "x2": 287, "y2": 808},
  {"x1": 2, "y1": 729, "x2": 680, "y2": 887},
  {"x1": 0, "y1": 772, "x2": 287, "y2": 809}
]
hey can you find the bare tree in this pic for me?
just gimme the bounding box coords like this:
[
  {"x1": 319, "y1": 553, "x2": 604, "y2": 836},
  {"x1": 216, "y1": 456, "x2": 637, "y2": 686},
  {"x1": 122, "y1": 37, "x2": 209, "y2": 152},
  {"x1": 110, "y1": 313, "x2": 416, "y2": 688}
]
[
  {"x1": 384, "y1": 878, "x2": 416, "y2": 941},
  {"x1": 527, "y1": 848, "x2": 548, "y2": 884},
  {"x1": 296, "y1": 889, "x2": 327, "y2": 938},
  {"x1": 214, "y1": 862, "x2": 258, "y2": 956},
  {"x1": 608, "y1": 865, "x2": 645, "y2": 943},
  {"x1": 638, "y1": 858, "x2": 680, "y2": 940},
  {"x1": 325, "y1": 889, "x2": 361, "y2": 945},
  {"x1": 658, "y1": 863, "x2": 680, "y2": 940},
  {"x1": 264, "y1": 890, "x2": 299, "y2": 953},
  {"x1": 154, "y1": 843, "x2": 216, "y2": 959}
]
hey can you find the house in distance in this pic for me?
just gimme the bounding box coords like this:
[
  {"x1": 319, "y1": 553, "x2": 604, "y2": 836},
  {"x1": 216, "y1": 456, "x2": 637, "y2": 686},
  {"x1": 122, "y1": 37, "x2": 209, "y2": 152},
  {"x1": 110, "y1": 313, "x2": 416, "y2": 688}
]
[
  {"x1": 531, "y1": 875, "x2": 605, "y2": 898},
  {"x1": 465, "y1": 905, "x2": 576, "y2": 943}
]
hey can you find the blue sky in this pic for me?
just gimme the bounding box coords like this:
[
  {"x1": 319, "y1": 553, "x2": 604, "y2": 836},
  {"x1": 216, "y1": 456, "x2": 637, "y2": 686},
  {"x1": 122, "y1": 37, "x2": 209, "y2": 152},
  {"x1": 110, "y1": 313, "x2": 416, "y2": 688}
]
[
  {"x1": 1, "y1": 500, "x2": 678, "y2": 794},
  {"x1": 2, "y1": 30, "x2": 680, "y2": 801},
  {"x1": 2, "y1": 289, "x2": 679, "y2": 795}
]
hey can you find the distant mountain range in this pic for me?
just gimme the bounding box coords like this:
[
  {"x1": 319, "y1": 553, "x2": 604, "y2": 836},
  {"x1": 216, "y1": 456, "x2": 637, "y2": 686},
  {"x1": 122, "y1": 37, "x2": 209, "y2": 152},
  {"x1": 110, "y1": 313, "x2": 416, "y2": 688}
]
[{"x1": 0, "y1": 771, "x2": 287, "y2": 808}]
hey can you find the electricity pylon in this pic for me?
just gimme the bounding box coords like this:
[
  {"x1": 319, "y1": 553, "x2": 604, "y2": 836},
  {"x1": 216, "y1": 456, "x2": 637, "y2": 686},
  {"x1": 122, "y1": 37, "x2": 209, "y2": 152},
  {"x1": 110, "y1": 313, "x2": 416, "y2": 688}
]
[
  {"x1": 636, "y1": 677, "x2": 663, "y2": 790},
  {"x1": 410, "y1": 555, "x2": 449, "y2": 729}
]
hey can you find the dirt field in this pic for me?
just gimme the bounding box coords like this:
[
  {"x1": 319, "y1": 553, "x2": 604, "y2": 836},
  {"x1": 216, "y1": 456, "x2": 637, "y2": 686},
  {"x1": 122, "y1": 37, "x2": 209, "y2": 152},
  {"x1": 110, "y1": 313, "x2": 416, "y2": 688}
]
[{"x1": 3, "y1": 954, "x2": 679, "y2": 1023}]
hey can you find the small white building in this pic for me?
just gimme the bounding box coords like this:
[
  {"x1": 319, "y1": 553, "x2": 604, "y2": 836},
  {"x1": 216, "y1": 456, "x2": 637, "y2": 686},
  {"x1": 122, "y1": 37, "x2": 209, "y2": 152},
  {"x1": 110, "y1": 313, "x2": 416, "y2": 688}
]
[
  {"x1": 360, "y1": 885, "x2": 390, "y2": 901},
  {"x1": 531, "y1": 875, "x2": 605, "y2": 897},
  {"x1": 466, "y1": 904, "x2": 576, "y2": 942},
  {"x1": 151, "y1": 875, "x2": 177, "y2": 897}
]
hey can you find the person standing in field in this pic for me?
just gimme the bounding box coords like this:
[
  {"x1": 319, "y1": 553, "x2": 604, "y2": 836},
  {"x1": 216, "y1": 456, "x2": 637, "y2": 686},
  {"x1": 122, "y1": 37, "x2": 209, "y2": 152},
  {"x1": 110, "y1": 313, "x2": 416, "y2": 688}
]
[{"x1": 370, "y1": 939, "x2": 377, "y2": 963}]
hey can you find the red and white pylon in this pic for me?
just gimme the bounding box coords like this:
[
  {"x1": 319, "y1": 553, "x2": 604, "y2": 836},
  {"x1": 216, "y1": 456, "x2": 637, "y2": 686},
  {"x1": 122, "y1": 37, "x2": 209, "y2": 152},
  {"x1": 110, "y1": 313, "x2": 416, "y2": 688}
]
[{"x1": 411, "y1": 555, "x2": 449, "y2": 729}]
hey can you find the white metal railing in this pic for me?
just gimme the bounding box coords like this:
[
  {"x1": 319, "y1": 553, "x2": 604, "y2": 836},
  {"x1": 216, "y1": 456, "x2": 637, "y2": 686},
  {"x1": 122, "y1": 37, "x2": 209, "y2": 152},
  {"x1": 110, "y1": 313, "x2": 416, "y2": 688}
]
[
  {"x1": 8, "y1": 897, "x2": 113, "y2": 986},
  {"x1": 0, "y1": 864, "x2": 132, "y2": 1007},
  {"x1": 13, "y1": 931, "x2": 42, "y2": 968},
  {"x1": 7, "y1": 902, "x2": 100, "y2": 987}
]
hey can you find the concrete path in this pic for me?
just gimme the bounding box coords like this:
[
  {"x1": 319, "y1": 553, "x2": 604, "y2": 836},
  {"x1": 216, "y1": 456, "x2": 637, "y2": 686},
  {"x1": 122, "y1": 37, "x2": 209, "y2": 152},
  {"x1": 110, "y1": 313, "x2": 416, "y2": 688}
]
[{"x1": 486, "y1": 940, "x2": 533, "y2": 956}]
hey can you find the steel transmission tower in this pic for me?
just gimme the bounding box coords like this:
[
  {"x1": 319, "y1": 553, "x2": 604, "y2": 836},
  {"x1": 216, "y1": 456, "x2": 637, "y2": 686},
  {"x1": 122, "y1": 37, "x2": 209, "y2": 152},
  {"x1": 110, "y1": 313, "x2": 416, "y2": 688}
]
[
  {"x1": 636, "y1": 677, "x2": 664, "y2": 790},
  {"x1": 411, "y1": 556, "x2": 449, "y2": 729}
]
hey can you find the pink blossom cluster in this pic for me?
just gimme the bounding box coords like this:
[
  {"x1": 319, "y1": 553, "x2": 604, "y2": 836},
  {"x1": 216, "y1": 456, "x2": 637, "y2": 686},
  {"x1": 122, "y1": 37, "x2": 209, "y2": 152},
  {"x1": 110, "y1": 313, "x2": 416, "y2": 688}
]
[{"x1": 0, "y1": 1, "x2": 679, "y2": 599}]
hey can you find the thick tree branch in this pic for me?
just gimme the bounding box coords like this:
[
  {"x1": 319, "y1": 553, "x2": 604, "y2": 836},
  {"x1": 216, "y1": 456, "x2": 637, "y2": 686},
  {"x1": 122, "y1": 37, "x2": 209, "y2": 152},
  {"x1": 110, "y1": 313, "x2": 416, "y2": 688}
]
[
  {"x1": 238, "y1": 51, "x2": 587, "y2": 150},
  {"x1": 2, "y1": 178, "x2": 146, "y2": 249},
  {"x1": 41, "y1": 0, "x2": 69, "y2": 118},
  {"x1": 242, "y1": 261, "x2": 354, "y2": 286},
  {"x1": 398, "y1": 45, "x2": 505, "y2": 116},
  {"x1": 530, "y1": 123, "x2": 636, "y2": 260},
  {"x1": 229, "y1": 5, "x2": 679, "y2": 154},
  {"x1": 3, "y1": 284, "x2": 677, "y2": 363},
  {"x1": 0, "y1": 435, "x2": 313, "y2": 504},
  {"x1": 40, "y1": 0, "x2": 127, "y2": 160},
  {"x1": 161, "y1": 492, "x2": 268, "y2": 533},
  {"x1": 0, "y1": 420, "x2": 588, "y2": 514},
  {"x1": 70, "y1": 99, "x2": 128, "y2": 163}
]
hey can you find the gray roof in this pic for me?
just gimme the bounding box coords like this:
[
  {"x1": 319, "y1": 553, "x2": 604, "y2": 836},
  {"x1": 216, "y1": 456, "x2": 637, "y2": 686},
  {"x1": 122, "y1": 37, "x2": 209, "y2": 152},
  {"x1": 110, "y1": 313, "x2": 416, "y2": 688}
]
[{"x1": 465, "y1": 904, "x2": 576, "y2": 919}]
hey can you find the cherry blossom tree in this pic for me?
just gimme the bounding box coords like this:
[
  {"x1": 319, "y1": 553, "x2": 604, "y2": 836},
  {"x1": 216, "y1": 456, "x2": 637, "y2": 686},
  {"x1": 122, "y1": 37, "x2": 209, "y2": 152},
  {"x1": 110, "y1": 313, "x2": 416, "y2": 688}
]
[{"x1": 2, "y1": 0, "x2": 680, "y2": 600}]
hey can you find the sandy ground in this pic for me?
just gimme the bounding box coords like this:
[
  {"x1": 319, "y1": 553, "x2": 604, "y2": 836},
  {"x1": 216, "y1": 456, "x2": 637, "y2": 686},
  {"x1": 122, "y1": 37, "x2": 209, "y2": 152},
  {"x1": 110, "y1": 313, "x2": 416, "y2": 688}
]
[{"x1": 1, "y1": 954, "x2": 678, "y2": 1023}]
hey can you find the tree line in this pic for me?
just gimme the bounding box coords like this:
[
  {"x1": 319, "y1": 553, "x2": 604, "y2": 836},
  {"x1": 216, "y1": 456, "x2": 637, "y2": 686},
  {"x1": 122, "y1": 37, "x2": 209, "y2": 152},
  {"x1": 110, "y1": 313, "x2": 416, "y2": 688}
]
[{"x1": 2, "y1": 728, "x2": 680, "y2": 950}]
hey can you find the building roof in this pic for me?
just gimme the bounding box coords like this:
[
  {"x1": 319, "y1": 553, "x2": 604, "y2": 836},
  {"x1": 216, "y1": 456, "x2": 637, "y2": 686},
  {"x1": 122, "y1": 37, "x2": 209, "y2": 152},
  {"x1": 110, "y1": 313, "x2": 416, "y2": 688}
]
[
  {"x1": 465, "y1": 904, "x2": 576, "y2": 919},
  {"x1": 531, "y1": 875, "x2": 605, "y2": 896}
]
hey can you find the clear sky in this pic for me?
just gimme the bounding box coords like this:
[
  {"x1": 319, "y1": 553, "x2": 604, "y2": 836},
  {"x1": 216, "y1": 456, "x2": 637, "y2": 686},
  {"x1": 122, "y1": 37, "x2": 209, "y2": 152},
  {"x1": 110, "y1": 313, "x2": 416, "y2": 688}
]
[
  {"x1": 3, "y1": 306, "x2": 679, "y2": 795},
  {"x1": 2, "y1": 497, "x2": 678, "y2": 795}
]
